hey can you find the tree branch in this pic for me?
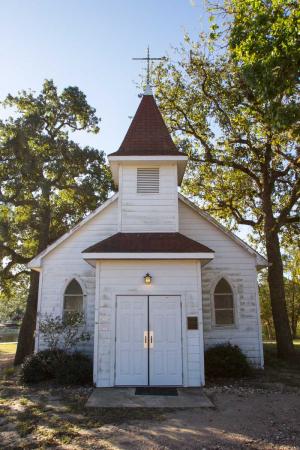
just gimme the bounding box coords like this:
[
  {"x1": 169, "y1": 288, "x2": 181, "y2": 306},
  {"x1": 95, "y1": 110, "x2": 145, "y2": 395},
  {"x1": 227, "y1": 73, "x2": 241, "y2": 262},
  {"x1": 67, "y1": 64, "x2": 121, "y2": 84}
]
[
  {"x1": 0, "y1": 243, "x2": 31, "y2": 265},
  {"x1": 216, "y1": 199, "x2": 263, "y2": 227},
  {"x1": 277, "y1": 177, "x2": 300, "y2": 230}
]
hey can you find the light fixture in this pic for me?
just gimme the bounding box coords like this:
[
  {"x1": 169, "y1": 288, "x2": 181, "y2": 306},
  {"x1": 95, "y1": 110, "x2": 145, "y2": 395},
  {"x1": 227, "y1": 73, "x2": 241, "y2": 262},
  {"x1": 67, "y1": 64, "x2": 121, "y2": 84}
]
[{"x1": 144, "y1": 273, "x2": 152, "y2": 285}]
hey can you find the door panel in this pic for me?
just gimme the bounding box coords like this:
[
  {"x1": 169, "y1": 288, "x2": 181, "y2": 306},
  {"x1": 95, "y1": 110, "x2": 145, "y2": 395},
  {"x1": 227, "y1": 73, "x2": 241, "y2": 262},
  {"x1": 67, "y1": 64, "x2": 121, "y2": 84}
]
[
  {"x1": 115, "y1": 296, "x2": 148, "y2": 385},
  {"x1": 149, "y1": 296, "x2": 183, "y2": 386}
]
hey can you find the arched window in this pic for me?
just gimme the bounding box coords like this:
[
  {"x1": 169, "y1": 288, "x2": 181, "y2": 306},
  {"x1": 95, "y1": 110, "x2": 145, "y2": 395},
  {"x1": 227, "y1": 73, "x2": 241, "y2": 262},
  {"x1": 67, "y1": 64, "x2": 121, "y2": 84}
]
[
  {"x1": 214, "y1": 278, "x2": 234, "y2": 326},
  {"x1": 63, "y1": 279, "x2": 83, "y2": 317}
]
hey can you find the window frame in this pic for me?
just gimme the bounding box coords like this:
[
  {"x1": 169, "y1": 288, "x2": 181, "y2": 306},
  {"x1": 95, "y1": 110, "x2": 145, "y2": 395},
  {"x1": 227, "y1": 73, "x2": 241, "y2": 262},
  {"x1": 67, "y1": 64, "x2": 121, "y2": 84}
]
[
  {"x1": 62, "y1": 277, "x2": 86, "y2": 319},
  {"x1": 210, "y1": 276, "x2": 238, "y2": 329}
]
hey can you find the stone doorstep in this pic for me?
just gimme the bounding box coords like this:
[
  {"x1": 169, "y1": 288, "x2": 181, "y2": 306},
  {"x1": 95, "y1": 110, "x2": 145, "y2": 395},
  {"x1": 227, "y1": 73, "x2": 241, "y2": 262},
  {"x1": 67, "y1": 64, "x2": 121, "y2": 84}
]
[{"x1": 86, "y1": 387, "x2": 214, "y2": 408}]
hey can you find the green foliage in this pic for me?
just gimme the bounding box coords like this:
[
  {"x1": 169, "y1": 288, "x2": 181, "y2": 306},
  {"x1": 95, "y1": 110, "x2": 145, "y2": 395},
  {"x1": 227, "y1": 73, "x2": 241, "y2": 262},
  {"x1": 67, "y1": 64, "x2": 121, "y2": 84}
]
[
  {"x1": 154, "y1": 0, "x2": 299, "y2": 356},
  {"x1": 260, "y1": 242, "x2": 300, "y2": 339},
  {"x1": 38, "y1": 312, "x2": 90, "y2": 351},
  {"x1": 154, "y1": 0, "x2": 299, "y2": 234},
  {"x1": 154, "y1": 43, "x2": 299, "y2": 234},
  {"x1": 0, "y1": 78, "x2": 113, "y2": 293},
  {"x1": 20, "y1": 349, "x2": 92, "y2": 385},
  {"x1": 228, "y1": 0, "x2": 300, "y2": 110},
  {"x1": 55, "y1": 352, "x2": 93, "y2": 385},
  {"x1": 21, "y1": 349, "x2": 64, "y2": 383},
  {"x1": 205, "y1": 343, "x2": 252, "y2": 379},
  {"x1": 0, "y1": 276, "x2": 28, "y2": 323},
  {"x1": 0, "y1": 79, "x2": 113, "y2": 361}
]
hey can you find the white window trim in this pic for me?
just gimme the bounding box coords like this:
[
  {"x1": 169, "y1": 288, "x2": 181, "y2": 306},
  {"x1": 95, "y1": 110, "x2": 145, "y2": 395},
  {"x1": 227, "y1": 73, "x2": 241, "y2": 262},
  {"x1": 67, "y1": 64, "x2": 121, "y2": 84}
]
[
  {"x1": 210, "y1": 274, "x2": 239, "y2": 329},
  {"x1": 61, "y1": 276, "x2": 87, "y2": 320}
]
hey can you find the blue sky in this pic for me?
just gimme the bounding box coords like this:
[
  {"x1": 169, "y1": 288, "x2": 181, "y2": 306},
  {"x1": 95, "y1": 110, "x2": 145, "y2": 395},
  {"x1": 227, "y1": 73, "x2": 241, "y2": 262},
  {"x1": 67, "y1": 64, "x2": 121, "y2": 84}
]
[
  {"x1": 0, "y1": 1, "x2": 252, "y2": 241},
  {"x1": 0, "y1": 0, "x2": 209, "y2": 155}
]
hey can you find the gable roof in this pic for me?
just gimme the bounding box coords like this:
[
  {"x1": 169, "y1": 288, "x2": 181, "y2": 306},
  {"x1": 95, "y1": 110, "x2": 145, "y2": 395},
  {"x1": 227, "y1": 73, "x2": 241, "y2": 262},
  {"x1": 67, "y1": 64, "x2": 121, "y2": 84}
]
[
  {"x1": 83, "y1": 232, "x2": 214, "y2": 254},
  {"x1": 28, "y1": 190, "x2": 267, "y2": 271},
  {"x1": 108, "y1": 94, "x2": 183, "y2": 157},
  {"x1": 28, "y1": 193, "x2": 119, "y2": 270},
  {"x1": 178, "y1": 193, "x2": 267, "y2": 268}
]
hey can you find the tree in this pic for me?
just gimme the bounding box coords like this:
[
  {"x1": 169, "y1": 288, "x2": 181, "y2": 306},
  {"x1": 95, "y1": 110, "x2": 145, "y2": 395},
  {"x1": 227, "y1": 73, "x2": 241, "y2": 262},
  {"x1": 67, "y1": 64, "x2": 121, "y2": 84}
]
[
  {"x1": 0, "y1": 275, "x2": 28, "y2": 323},
  {"x1": 227, "y1": 0, "x2": 299, "y2": 106},
  {"x1": 283, "y1": 243, "x2": 300, "y2": 338},
  {"x1": 154, "y1": 0, "x2": 299, "y2": 358},
  {"x1": 259, "y1": 250, "x2": 300, "y2": 341},
  {"x1": 0, "y1": 80, "x2": 113, "y2": 364},
  {"x1": 259, "y1": 274, "x2": 275, "y2": 340}
]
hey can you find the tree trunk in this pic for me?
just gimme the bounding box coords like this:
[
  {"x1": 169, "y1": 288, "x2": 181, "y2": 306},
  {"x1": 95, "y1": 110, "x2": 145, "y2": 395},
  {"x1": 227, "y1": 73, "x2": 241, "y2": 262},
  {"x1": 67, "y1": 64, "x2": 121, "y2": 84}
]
[
  {"x1": 14, "y1": 186, "x2": 51, "y2": 365},
  {"x1": 265, "y1": 228, "x2": 295, "y2": 359},
  {"x1": 261, "y1": 160, "x2": 295, "y2": 359},
  {"x1": 291, "y1": 282, "x2": 296, "y2": 339},
  {"x1": 14, "y1": 270, "x2": 40, "y2": 365}
]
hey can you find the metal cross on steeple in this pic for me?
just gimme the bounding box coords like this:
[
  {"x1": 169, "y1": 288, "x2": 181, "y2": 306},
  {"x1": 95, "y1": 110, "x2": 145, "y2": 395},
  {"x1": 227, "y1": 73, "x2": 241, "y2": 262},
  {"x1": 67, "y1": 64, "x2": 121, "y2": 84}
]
[{"x1": 133, "y1": 46, "x2": 165, "y2": 86}]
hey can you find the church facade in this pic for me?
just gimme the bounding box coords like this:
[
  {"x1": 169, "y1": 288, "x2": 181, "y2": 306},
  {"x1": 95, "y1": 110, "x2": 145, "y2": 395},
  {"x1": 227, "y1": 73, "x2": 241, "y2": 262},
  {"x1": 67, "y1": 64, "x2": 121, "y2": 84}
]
[{"x1": 29, "y1": 86, "x2": 266, "y2": 387}]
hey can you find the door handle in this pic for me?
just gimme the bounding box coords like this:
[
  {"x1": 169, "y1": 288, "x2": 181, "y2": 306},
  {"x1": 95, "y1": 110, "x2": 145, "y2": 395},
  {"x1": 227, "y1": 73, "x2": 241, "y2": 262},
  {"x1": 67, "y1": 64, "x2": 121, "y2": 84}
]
[
  {"x1": 149, "y1": 331, "x2": 154, "y2": 348},
  {"x1": 144, "y1": 331, "x2": 154, "y2": 348},
  {"x1": 144, "y1": 331, "x2": 148, "y2": 348}
]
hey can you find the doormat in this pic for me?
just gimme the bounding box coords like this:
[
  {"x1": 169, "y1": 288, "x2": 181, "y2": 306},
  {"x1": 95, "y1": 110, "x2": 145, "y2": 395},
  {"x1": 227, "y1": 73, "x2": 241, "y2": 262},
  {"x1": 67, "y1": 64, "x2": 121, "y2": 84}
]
[{"x1": 135, "y1": 387, "x2": 178, "y2": 396}]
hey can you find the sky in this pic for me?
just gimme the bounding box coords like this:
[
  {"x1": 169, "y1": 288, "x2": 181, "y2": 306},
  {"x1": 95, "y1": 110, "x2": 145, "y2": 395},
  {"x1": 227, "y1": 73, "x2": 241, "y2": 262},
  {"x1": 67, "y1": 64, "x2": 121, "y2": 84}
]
[
  {"x1": 0, "y1": 1, "x2": 250, "y2": 241},
  {"x1": 0, "y1": 0, "x2": 252, "y2": 243},
  {"x1": 0, "y1": 0, "x2": 209, "y2": 155}
]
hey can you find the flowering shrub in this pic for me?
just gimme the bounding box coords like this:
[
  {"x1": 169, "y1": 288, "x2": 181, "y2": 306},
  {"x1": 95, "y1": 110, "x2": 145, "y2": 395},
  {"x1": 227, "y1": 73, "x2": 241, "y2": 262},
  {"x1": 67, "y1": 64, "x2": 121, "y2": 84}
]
[{"x1": 38, "y1": 312, "x2": 90, "y2": 351}]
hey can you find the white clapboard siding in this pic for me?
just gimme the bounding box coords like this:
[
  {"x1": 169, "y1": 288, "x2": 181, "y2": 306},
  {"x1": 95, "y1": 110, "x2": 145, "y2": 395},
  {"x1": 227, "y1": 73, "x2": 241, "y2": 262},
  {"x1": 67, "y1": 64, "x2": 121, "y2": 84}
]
[
  {"x1": 119, "y1": 163, "x2": 179, "y2": 232},
  {"x1": 36, "y1": 188, "x2": 263, "y2": 373},
  {"x1": 179, "y1": 199, "x2": 263, "y2": 367},
  {"x1": 36, "y1": 199, "x2": 118, "y2": 356}
]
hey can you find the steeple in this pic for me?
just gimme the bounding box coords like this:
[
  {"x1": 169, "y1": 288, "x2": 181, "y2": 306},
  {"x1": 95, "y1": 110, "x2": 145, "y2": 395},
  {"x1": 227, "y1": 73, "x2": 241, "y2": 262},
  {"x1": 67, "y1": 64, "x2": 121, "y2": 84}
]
[
  {"x1": 108, "y1": 49, "x2": 188, "y2": 189},
  {"x1": 108, "y1": 93, "x2": 183, "y2": 157},
  {"x1": 143, "y1": 83, "x2": 153, "y2": 96}
]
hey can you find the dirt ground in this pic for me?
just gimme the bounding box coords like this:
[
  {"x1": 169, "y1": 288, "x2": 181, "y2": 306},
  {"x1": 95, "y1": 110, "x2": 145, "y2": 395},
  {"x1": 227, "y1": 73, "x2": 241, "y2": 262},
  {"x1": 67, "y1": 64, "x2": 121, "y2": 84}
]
[
  {"x1": 0, "y1": 375, "x2": 299, "y2": 449},
  {"x1": 1, "y1": 343, "x2": 300, "y2": 450}
]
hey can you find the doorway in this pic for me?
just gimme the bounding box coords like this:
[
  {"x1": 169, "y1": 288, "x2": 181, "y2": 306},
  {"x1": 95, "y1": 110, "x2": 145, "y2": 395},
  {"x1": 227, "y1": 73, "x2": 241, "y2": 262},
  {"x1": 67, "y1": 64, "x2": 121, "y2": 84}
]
[{"x1": 115, "y1": 295, "x2": 182, "y2": 386}]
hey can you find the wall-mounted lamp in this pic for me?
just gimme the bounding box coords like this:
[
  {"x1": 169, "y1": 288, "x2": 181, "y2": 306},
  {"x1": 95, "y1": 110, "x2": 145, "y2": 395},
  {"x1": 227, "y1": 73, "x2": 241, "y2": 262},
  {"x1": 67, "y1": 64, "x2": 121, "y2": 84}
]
[{"x1": 144, "y1": 273, "x2": 152, "y2": 285}]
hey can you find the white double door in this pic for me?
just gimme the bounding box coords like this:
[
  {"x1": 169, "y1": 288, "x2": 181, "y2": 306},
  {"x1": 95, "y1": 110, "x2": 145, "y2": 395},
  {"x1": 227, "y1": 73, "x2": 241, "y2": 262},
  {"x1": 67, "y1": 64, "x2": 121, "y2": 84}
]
[{"x1": 115, "y1": 295, "x2": 182, "y2": 386}]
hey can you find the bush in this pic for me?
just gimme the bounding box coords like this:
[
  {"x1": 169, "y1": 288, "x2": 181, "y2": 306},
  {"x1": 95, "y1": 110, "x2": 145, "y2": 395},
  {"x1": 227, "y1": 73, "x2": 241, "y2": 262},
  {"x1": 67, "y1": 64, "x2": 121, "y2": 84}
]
[
  {"x1": 205, "y1": 343, "x2": 251, "y2": 379},
  {"x1": 38, "y1": 312, "x2": 90, "y2": 351},
  {"x1": 55, "y1": 352, "x2": 93, "y2": 385},
  {"x1": 21, "y1": 349, "x2": 92, "y2": 385},
  {"x1": 21, "y1": 349, "x2": 64, "y2": 383}
]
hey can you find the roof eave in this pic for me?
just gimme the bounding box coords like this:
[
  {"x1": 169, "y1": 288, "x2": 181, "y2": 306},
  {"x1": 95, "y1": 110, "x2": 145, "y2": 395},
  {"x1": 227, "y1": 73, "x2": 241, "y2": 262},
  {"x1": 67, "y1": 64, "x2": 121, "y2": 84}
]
[
  {"x1": 108, "y1": 155, "x2": 188, "y2": 186},
  {"x1": 82, "y1": 252, "x2": 214, "y2": 267}
]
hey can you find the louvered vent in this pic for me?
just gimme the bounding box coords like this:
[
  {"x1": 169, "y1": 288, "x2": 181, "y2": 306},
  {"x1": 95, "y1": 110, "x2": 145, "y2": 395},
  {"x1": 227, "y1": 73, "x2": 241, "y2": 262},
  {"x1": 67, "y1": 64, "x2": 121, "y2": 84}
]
[{"x1": 137, "y1": 168, "x2": 160, "y2": 194}]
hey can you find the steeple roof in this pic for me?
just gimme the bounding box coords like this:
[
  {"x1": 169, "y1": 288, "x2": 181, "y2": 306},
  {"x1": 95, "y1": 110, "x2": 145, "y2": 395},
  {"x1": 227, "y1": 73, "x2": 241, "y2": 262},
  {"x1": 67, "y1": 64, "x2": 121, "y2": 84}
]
[{"x1": 108, "y1": 92, "x2": 183, "y2": 157}]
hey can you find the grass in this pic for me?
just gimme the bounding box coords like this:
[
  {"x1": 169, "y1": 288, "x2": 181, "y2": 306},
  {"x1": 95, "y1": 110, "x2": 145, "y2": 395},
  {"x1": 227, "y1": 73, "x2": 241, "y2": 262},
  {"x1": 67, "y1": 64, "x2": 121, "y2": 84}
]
[
  {"x1": 262, "y1": 339, "x2": 300, "y2": 387},
  {"x1": 0, "y1": 342, "x2": 17, "y2": 355},
  {"x1": 264, "y1": 339, "x2": 300, "y2": 365}
]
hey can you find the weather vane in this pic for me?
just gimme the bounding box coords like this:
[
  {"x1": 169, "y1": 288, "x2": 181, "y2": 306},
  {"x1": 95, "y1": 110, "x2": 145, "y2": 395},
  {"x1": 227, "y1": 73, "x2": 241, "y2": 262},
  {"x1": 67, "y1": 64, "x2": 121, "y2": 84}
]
[{"x1": 132, "y1": 46, "x2": 165, "y2": 86}]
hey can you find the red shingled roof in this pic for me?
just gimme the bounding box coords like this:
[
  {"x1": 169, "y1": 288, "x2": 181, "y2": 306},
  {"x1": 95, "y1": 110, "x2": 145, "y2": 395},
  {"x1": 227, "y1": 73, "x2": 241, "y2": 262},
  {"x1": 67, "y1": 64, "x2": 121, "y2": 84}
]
[
  {"x1": 82, "y1": 232, "x2": 214, "y2": 254},
  {"x1": 108, "y1": 95, "x2": 183, "y2": 157}
]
